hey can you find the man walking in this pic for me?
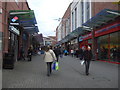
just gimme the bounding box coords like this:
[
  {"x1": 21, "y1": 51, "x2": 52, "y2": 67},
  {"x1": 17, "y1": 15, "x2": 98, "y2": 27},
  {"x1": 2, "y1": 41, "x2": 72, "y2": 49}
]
[
  {"x1": 53, "y1": 47, "x2": 61, "y2": 62},
  {"x1": 83, "y1": 46, "x2": 92, "y2": 75}
]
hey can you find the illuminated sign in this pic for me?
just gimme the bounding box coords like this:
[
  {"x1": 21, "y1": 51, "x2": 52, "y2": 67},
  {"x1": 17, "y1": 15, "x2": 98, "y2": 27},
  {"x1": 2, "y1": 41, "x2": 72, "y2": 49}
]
[
  {"x1": 11, "y1": 16, "x2": 18, "y2": 22},
  {"x1": 9, "y1": 26, "x2": 20, "y2": 35},
  {"x1": 10, "y1": 15, "x2": 19, "y2": 25}
]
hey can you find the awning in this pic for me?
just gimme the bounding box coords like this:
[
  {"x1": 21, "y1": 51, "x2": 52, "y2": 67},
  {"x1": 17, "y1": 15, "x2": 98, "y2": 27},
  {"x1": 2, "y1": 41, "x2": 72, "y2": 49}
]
[
  {"x1": 83, "y1": 9, "x2": 120, "y2": 29},
  {"x1": 23, "y1": 26, "x2": 39, "y2": 34},
  {"x1": 57, "y1": 9, "x2": 120, "y2": 45},
  {"x1": 60, "y1": 27, "x2": 90, "y2": 44},
  {"x1": 9, "y1": 10, "x2": 39, "y2": 34}
]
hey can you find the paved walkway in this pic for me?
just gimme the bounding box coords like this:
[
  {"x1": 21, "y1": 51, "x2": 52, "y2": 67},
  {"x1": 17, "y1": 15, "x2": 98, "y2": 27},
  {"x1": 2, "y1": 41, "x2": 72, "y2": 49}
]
[{"x1": 2, "y1": 55, "x2": 118, "y2": 88}]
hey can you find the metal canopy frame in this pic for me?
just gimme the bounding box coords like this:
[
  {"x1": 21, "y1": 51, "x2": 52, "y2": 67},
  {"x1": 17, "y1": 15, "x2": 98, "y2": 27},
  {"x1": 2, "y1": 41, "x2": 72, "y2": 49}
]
[
  {"x1": 83, "y1": 9, "x2": 120, "y2": 29},
  {"x1": 9, "y1": 10, "x2": 39, "y2": 34},
  {"x1": 60, "y1": 27, "x2": 90, "y2": 44}
]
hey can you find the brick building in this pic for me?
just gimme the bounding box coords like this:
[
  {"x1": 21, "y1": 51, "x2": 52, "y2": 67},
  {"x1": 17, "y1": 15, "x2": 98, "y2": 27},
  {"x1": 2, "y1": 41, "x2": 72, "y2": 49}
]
[
  {"x1": 56, "y1": 3, "x2": 72, "y2": 50},
  {"x1": 92, "y1": 2, "x2": 119, "y2": 16},
  {"x1": 1, "y1": 0, "x2": 39, "y2": 69},
  {"x1": 43, "y1": 36, "x2": 57, "y2": 46}
]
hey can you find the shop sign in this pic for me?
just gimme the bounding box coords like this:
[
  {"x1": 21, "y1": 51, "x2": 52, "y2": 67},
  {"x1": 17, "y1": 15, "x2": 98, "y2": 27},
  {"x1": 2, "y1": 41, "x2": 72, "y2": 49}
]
[
  {"x1": 79, "y1": 36, "x2": 83, "y2": 42},
  {"x1": 71, "y1": 39, "x2": 77, "y2": 44},
  {"x1": 9, "y1": 26, "x2": 20, "y2": 35},
  {"x1": 10, "y1": 16, "x2": 19, "y2": 25},
  {"x1": 79, "y1": 23, "x2": 120, "y2": 41},
  {"x1": 95, "y1": 23, "x2": 120, "y2": 34}
]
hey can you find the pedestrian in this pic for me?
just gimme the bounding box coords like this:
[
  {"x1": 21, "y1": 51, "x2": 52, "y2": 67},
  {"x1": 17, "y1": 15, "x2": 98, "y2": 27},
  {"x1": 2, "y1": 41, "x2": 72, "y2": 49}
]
[
  {"x1": 75, "y1": 48, "x2": 79, "y2": 58},
  {"x1": 79, "y1": 48, "x2": 84, "y2": 60},
  {"x1": 53, "y1": 47, "x2": 61, "y2": 62},
  {"x1": 60, "y1": 47, "x2": 64, "y2": 58},
  {"x1": 83, "y1": 46, "x2": 92, "y2": 75},
  {"x1": 64, "y1": 49, "x2": 68, "y2": 56},
  {"x1": 112, "y1": 46, "x2": 118, "y2": 61},
  {"x1": 70, "y1": 49, "x2": 74, "y2": 57},
  {"x1": 20, "y1": 46, "x2": 25, "y2": 60},
  {"x1": 43, "y1": 46, "x2": 57, "y2": 76},
  {"x1": 27, "y1": 47, "x2": 33, "y2": 61}
]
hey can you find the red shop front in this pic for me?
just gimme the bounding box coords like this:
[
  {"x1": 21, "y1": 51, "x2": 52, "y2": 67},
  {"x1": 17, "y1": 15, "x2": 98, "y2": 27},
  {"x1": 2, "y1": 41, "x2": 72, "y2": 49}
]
[{"x1": 79, "y1": 20, "x2": 120, "y2": 64}]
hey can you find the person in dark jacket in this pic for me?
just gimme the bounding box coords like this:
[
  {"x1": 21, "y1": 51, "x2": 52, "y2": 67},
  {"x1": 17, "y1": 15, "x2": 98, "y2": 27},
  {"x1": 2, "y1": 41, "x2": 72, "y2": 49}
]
[
  {"x1": 79, "y1": 48, "x2": 84, "y2": 60},
  {"x1": 27, "y1": 47, "x2": 33, "y2": 61},
  {"x1": 83, "y1": 46, "x2": 92, "y2": 75},
  {"x1": 53, "y1": 47, "x2": 61, "y2": 62},
  {"x1": 20, "y1": 46, "x2": 25, "y2": 60}
]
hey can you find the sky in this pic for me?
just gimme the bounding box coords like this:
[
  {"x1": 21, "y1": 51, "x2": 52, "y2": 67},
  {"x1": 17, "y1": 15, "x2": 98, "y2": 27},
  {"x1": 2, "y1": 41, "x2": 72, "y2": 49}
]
[{"x1": 27, "y1": 0, "x2": 73, "y2": 37}]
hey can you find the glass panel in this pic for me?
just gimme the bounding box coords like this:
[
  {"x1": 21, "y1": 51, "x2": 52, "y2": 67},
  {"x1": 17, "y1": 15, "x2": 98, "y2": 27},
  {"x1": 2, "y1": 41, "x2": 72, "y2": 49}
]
[
  {"x1": 97, "y1": 35, "x2": 109, "y2": 60},
  {"x1": 110, "y1": 31, "x2": 120, "y2": 62}
]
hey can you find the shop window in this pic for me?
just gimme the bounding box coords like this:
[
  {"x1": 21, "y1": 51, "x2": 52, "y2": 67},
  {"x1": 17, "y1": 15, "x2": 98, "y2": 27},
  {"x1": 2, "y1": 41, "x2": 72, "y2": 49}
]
[
  {"x1": 97, "y1": 35, "x2": 109, "y2": 60},
  {"x1": 110, "y1": 31, "x2": 120, "y2": 62}
]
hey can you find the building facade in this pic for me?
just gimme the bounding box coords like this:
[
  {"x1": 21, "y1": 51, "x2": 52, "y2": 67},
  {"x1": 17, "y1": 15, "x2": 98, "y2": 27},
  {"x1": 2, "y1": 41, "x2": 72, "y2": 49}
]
[
  {"x1": 56, "y1": 0, "x2": 120, "y2": 64},
  {"x1": 1, "y1": 0, "x2": 39, "y2": 69},
  {"x1": 69, "y1": 0, "x2": 92, "y2": 50},
  {"x1": 80, "y1": 2, "x2": 120, "y2": 63},
  {"x1": 43, "y1": 36, "x2": 57, "y2": 46},
  {"x1": 56, "y1": 3, "x2": 72, "y2": 41}
]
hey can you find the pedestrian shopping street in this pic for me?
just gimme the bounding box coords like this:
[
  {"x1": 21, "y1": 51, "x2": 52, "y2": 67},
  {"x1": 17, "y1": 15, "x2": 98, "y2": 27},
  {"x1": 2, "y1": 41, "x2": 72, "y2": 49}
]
[{"x1": 3, "y1": 55, "x2": 118, "y2": 88}]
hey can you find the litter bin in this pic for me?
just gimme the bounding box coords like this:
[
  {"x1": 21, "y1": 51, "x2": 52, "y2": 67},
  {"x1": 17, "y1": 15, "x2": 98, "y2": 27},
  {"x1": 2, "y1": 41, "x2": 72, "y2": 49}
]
[{"x1": 3, "y1": 53, "x2": 15, "y2": 69}]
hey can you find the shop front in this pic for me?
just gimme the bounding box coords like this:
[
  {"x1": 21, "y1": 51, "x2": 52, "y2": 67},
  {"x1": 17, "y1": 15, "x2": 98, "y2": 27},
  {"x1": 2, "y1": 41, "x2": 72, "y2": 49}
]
[
  {"x1": 81, "y1": 9, "x2": 120, "y2": 64},
  {"x1": 79, "y1": 20, "x2": 120, "y2": 63},
  {"x1": 3, "y1": 10, "x2": 39, "y2": 69},
  {"x1": 3, "y1": 25, "x2": 20, "y2": 69},
  {"x1": 8, "y1": 25, "x2": 20, "y2": 61},
  {"x1": 97, "y1": 31, "x2": 120, "y2": 62},
  {"x1": 70, "y1": 38, "x2": 78, "y2": 50},
  {"x1": 9, "y1": 10, "x2": 39, "y2": 58}
]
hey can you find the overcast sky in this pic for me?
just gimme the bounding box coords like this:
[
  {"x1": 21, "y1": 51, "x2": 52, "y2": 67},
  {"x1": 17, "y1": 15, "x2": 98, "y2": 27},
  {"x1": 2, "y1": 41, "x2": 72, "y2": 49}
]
[{"x1": 27, "y1": 0, "x2": 73, "y2": 37}]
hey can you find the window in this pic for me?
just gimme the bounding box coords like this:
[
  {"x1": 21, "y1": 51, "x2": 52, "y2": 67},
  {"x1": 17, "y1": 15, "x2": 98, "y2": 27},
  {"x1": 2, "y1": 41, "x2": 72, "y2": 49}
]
[
  {"x1": 86, "y1": 2, "x2": 90, "y2": 21},
  {"x1": 15, "y1": 0, "x2": 19, "y2": 5},
  {"x1": 81, "y1": 1, "x2": 84, "y2": 24},
  {"x1": 110, "y1": 31, "x2": 120, "y2": 62},
  {"x1": 75, "y1": 8, "x2": 77, "y2": 29},
  {"x1": 72, "y1": 12, "x2": 74, "y2": 31},
  {"x1": 97, "y1": 35, "x2": 109, "y2": 60}
]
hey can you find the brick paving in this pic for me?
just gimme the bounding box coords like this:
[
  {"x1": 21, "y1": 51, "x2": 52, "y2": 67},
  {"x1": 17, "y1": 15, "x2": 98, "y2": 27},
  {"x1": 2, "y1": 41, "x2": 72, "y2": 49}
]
[{"x1": 2, "y1": 55, "x2": 118, "y2": 88}]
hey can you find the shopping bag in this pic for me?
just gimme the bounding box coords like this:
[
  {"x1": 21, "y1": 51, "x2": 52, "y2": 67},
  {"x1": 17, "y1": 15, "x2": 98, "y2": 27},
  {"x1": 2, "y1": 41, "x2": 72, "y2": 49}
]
[
  {"x1": 55, "y1": 62, "x2": 59, "y2": 70},
  {"x1": 52, "y1": 61, "x2": 59, "y2": 70},
  {"x1": 52, "y1": 62, "x2": 56, "y2": 70},
  {"x1": 80, "y1": 60, "x2": 85, "y2": 65},
  {"x1": 37, "y1": 52, "x2": 41, "y2": 55}
]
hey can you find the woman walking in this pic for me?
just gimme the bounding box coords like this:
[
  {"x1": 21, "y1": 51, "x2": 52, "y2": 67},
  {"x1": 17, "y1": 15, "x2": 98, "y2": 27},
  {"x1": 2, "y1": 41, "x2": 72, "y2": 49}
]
[{"x1": 43, "y1": 46, "x2": 57, "y2": 76}]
